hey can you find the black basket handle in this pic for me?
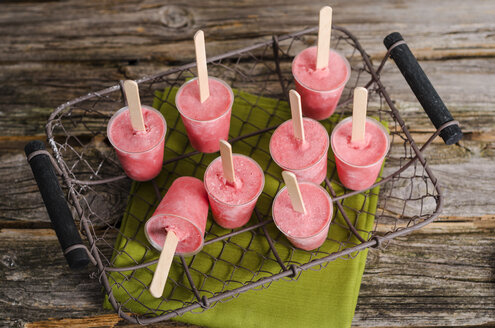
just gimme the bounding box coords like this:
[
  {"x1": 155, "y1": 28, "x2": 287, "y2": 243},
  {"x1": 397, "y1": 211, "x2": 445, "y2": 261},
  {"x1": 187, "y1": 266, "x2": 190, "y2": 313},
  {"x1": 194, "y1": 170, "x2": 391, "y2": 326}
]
[
  {"x1": 384, "y1": 32, "x2": 463, "y2": 145},
  {"x1": 25, "y1": 140, "x2": 90, "y2": 270}
]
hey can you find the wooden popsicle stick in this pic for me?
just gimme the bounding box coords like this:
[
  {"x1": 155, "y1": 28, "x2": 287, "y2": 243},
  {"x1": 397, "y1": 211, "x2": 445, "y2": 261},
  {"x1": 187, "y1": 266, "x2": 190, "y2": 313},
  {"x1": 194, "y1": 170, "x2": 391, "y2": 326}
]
[
  {"x1": 219, "y1": 140, "x2": 236, "y2": 184},
  {"x1": 194, "y1": 30, "x2": 210, "y2": 103},
  {"x1": 149, "y1": 230, "x2": 179, "y2": 298},
  {"x1": 282, "y1": 171, "x2": 306, "y2": 214},
  {"x1": 351, "y1": 87, "x2": 368, "y2": 143},
  {"x1": 289, "y1": 90, "x2": 305, "y2": 143},
  {"x1": 316, "y1": 6, "x2": 333, "y2": 70},
  {"x1": 123, "y1": 80, "x2": 146, "y2": 132}
]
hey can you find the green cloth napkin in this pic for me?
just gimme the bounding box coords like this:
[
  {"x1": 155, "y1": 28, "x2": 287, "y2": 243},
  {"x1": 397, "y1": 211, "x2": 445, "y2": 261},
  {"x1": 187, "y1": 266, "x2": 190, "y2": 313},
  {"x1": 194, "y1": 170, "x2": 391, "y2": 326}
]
[{"x1": 103, "y1": 86, "x2": 383, "y2": 328}]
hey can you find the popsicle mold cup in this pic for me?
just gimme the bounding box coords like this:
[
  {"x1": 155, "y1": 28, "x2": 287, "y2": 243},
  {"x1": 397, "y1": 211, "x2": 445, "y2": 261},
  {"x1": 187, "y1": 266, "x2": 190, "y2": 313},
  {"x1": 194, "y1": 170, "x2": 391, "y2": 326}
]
[
  {"x1": 331, "y1": 116, "x2": 390, "y2": 191},
  {"x1": 269, "y1": 118, "x2": 329, "y2": 184},
  {"x1": 107, "y1": 105, "x2": 166, "y2": 181},
  {"x1": 292, "y1": 46, "x2": 351, "y2": 120},
  {"x1": 145, "y1": 176, "x2": 209, "y2": 256},
  {"x1": 204, "y1": 154, "x2": 265, "y2": 229},
  {"x1": 175, "y1": 77, "x2": 234, "y2": 153},
  {"x1": 272, "y1": 181, "x2": 333, "y2": 251}
]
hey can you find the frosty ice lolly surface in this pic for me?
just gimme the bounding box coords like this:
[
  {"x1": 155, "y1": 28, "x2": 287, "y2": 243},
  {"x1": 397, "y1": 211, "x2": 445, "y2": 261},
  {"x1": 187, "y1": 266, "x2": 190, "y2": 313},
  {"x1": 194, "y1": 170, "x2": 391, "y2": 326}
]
[
  {"x1": 204, "y1": 154, "x2": 265, "y2": 229},
  {"x1": 175, "y1": 77, "x2": 234, "y2": 153},
  {"x1": 272, "y1": 179, "x2": 333, "y2": 251},
  {"x1": 145, "y1": 176, "x2": 209, "y2": 255},
  {"x1": 107, "y1": 105, "x2": 166, "y2": 181},
  {"x1": 331, "y1": 117, "x2": 390, "y2": 190},
  {"x1": 292, "y1": 46, "x2": 350, "y2": 120},
  {"x1": 269, "y1": 117, "x2": 329, "y2": 184}
]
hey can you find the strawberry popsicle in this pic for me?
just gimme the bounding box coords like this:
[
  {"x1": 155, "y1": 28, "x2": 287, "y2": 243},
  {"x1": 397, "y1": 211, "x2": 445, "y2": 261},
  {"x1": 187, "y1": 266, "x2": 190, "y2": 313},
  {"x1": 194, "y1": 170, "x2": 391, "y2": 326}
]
[
  {"x1": 272, "y1": 181, "x2": 333, "y2": 250},
  {"x1": 107, "y1": 105, "x2": 166, "y2": 181},
  {"x1": 331, "y1": 117, "x2": 390, "y2": 191},
  {"x1": 292, "y1": 46, "x2": 350, "y2": 120},
  {"x1": 145, "y1": 176, "x2": 209, "y2": 255},
  {"x1": 175, "y1": 77, "x2": 234, "y2": 153},
  {"x1": 269, "y1": 117, "x2": 329, "y2": 184},
  {"x1": 204, "y1": 154, "x2": 265, "y2": 229}
]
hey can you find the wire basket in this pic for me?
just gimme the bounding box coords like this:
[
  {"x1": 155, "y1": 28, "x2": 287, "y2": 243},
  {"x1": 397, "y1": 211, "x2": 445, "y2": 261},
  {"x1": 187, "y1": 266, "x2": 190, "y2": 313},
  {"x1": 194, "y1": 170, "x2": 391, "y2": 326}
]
[{"x1": 38, "y1": 26, "x2": 459, "y2": 324}]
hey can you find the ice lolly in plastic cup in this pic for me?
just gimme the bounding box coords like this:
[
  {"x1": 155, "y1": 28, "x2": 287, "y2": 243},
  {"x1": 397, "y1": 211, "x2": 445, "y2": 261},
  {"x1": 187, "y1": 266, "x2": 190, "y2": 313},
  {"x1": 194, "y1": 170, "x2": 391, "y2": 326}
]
[
  {"x1": 331, "y1": 117, "x2": 390, "y2": 191},
  {"x1": 292, "y1": 46, "x2": 351, "y2": 120},
  {"x1": 269, "y1": 117, "x2": 329, "y2": 184},
  {"x1": 204, "y1": 154, "x2": 265, "y2": 229},
  {"x1": 107, "y1": 105, "x2": 167, "y2": 181},
  {"x1": 175, "y1": 77, "x2": 234, "y2": 153},
  {"x1": 272, "y1": 181, "x2": 333, "y2": 250},
  {"x1": 145, "y1": 176, "x2": 209, "y2": 256}
]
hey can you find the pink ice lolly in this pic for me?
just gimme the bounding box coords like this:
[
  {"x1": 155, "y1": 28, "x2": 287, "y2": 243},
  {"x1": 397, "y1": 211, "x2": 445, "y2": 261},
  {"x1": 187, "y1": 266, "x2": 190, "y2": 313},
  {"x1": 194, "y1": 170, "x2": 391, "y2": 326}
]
[
  {"x1": 145, "y1": 176, "x2": 209, "y2": 255},
  {"x1": 204, "y1": 154, "x2": 265, "y2": 229},
  {"x1": 269, "y1": 117, "x2": 329, "y2": 184},
  {"x1": 175, "y1": 77, "x2": 234, "y2": 153},
  {"x1": 292, "y1": 46, "x2": 351, "y2": 120},
  {"x1": 272, "y1": 181, "x2": 333, "y2": 250},
  {"x1": 107, "y1": 105, "x2": 167, "y2": 181},
  {"x1": 331, "y1": 117, "x2": 390, "y2": 191}
]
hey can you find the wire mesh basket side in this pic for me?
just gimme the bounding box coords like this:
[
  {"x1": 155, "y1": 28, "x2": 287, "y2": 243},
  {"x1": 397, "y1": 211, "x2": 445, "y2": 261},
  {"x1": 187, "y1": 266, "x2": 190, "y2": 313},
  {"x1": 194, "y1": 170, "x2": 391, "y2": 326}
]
[{"x1": 45, "y1": 26, "x2": 444, "y2": 324}]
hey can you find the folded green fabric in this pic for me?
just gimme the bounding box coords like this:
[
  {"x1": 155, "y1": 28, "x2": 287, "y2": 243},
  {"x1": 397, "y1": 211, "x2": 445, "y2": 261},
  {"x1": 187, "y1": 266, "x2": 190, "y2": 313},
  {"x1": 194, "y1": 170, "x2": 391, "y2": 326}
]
[{"x1": 103, "y1": 86, "x2": 383, "y2": 328}]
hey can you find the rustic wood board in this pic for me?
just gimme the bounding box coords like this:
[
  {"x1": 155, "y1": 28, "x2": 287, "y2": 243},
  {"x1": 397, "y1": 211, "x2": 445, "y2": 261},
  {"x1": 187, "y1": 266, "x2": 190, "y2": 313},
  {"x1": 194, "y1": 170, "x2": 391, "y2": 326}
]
[
  {"x1": 1, "y1": 0, "x2": 494, "y2": 327},
  {"x1": 1, "y1": 223, "x2": 493, "y2": 327}
]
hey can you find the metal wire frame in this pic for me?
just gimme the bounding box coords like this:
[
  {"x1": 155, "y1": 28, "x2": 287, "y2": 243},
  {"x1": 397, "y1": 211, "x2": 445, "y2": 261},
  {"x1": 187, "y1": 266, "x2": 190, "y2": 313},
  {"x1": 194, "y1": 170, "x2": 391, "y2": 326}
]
[{"x1": 43, "y1": 25, "x2": 457, "y2": 324}]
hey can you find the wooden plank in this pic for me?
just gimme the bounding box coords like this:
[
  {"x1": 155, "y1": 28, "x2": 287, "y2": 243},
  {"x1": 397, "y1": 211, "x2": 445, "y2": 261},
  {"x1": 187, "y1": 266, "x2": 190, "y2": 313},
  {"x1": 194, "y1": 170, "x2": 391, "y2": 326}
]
[
  {"x1": 0, "y1": 152, "x2": 51, "y2": 226},
  {"x1": 1, "y1": 59, "x2": 493, "y2": 139},
  {"x1": 0, "y1": 1, "x2": 493, "y2": 139},
  {"x1": 0, "y1": 0, "x2": 493, "y2": 63},
  {"x1": 1, "y1": 222, "x2": 493, "y2": 327},
  {"x1": 355, "y1": 231, "x2": 495, "y2": 327},
  {"x1": 24, "y1": 313, "x2": 193, "y2": 328},
  {"x1": 2, "y1": 137, "x2": 493, "y2": 226},
  {"x1": 375, "y1": 215, "x2": 495, "y2": 235},
  {"x1": 0, "y1": 229, "x2": 105, "y2": 327},
  {"x1": 4, "y1": 103, "x2": 494, "y2": 214},
  {"x1": 24, "y1": 314, "x2": 122, "y2": 328}
]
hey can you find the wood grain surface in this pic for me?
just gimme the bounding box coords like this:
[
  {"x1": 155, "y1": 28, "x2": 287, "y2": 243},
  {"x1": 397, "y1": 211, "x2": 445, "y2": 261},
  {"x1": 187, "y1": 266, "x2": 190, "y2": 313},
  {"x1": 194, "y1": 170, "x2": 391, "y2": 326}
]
[{"x1": 1, "y1": 0, "x2": 494, "y2": 327}]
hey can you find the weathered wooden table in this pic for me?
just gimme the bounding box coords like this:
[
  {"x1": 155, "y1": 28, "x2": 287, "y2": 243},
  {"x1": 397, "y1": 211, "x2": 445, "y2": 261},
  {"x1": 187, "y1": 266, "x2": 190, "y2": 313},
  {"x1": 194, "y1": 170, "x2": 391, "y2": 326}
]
[{"x1": 1, "y1": 1, "x2": 494, "y2": 327}]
